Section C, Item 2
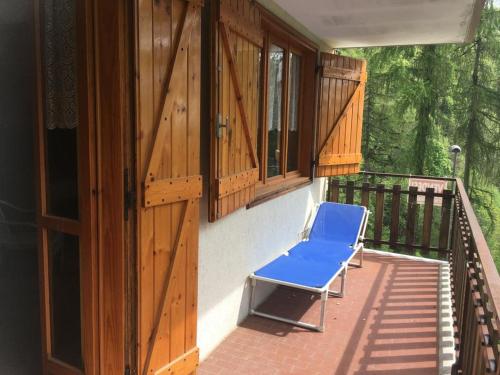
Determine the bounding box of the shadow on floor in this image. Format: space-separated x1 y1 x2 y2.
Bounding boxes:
200 253 440 375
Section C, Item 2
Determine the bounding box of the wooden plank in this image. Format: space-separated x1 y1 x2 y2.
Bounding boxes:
439 189 453 250
145 5 200 182
345 181 355 204
169 0 189 363
216 168 259 198
39 215 80 236
341 56 354 176
137 0 156 370
374 184 384 245
144 176 203 207
348 66 360 174
185 4 201 352
220 3 263 47
353 61 366 164
321 65 364 82
406 186 418 249
219 22 258 168
318 153 362 166
316 59 330 178
155 347 199 375
337 56 347 176
150 0 174 370
95 0 131 371
209 0 220 222
389 185 401 245
422 187 434 252
332 56 343 176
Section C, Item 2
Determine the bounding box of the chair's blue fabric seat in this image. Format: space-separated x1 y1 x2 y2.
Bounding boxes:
254 240 350 288
288 240 354 263
309 202 366 244
254 252 344 289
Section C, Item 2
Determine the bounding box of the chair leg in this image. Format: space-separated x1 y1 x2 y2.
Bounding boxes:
319 290 328 332
249 278 257 314
251 282 327 332
340 266 347 296
328 265 347 298
349 245 364 268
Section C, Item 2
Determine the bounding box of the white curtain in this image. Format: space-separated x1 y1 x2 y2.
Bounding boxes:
43 0 78 130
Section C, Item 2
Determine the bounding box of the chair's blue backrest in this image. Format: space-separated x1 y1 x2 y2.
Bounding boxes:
309 202 366 244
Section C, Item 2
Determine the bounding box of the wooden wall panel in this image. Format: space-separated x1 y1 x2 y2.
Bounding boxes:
315 53 366 177
209 0 262 221
135 1 201 374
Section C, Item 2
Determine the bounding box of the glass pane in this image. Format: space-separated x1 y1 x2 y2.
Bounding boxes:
42 0 79 219
287 53 301 172
0 0 42 372
267 44 284 178
49 231 82 369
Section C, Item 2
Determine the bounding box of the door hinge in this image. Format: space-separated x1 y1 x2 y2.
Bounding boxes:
125 365 136 375
215 113 230 138
124 168 136 221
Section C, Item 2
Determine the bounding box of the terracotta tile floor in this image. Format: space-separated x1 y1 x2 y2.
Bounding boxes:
200 252 441 375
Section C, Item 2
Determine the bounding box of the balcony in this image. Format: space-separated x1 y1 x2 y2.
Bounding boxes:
199 172 499 375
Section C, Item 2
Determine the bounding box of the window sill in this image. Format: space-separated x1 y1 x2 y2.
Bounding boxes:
247 176 312 208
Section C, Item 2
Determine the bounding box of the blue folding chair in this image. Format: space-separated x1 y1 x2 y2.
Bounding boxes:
249 202 369 331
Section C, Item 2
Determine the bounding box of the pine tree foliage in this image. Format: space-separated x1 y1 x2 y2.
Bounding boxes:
342 1 500 258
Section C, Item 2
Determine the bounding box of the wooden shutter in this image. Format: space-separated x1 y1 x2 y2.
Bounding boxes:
209 0 263 221
136 1 202 374
315 53 367 177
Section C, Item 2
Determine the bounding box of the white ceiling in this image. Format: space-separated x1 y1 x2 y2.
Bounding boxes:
269 0 484 48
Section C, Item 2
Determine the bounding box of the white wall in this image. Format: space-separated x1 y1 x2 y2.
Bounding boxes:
197 178 326 359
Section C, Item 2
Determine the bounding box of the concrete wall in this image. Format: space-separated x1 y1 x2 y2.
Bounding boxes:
197 178 327 359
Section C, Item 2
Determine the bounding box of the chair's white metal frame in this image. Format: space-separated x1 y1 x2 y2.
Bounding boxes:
249 206 370 332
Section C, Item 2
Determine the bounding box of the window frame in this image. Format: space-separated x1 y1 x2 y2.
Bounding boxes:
253 15 317 204
285 47 305 175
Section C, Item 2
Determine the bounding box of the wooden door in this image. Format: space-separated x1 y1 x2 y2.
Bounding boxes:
135 1 202 374
34 0 99 373
316 53 367 177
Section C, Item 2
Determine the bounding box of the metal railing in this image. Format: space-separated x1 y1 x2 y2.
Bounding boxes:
326 172 500 373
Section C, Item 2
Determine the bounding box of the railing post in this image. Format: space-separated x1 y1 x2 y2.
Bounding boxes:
329 179 340 202
389 185 401 248
439 189 453 252
374 184 385 246
422 187 434 255
361 182 370 208
406 186 418 252
345 181 355 204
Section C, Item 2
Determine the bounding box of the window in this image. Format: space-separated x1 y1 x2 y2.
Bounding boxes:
254 21 316 203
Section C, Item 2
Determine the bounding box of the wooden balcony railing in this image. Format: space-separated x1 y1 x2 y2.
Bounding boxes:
326 172 500 374
327 172 455 258
450 179 500 374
